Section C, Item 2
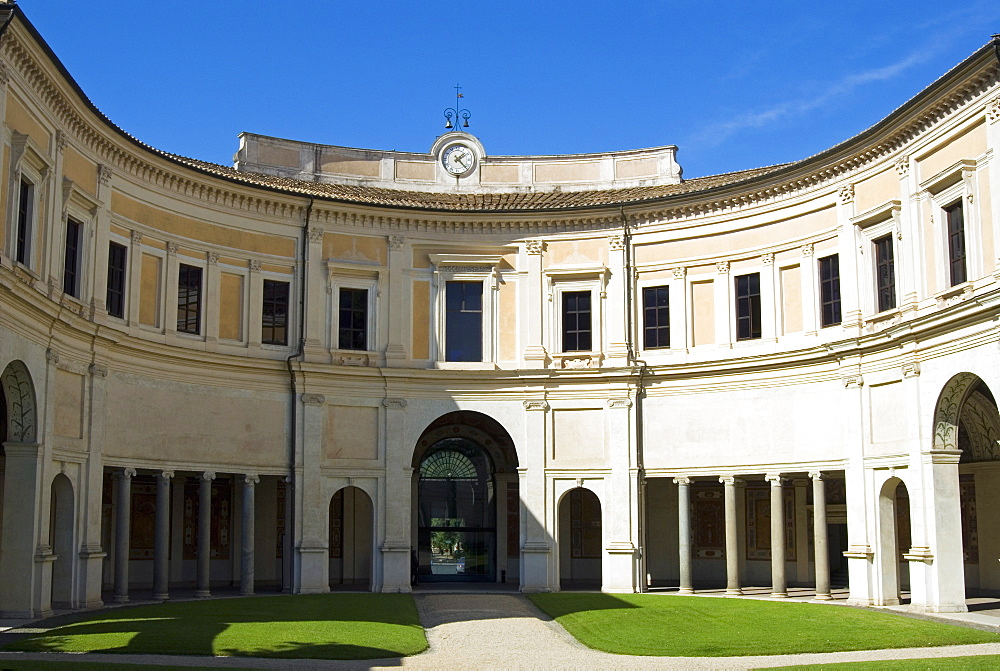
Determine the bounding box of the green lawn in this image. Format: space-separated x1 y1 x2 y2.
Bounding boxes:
767 656 1000 669
528 593 1000 657
0 661 252 670
3 594 427 660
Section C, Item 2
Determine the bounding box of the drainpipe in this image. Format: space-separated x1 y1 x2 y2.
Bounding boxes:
620 206 649 591
284 196 314 592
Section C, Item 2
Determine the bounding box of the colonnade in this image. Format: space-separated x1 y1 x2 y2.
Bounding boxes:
672 471 832 599
110 467 262 602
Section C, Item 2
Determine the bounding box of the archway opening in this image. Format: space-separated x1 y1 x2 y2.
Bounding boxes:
559 487 602 590
0 385 6 564
329 486 373 589
50 473 74 608
412 412 518 584
877 478 910 605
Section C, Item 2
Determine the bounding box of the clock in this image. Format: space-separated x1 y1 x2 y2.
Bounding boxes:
442 144 476 176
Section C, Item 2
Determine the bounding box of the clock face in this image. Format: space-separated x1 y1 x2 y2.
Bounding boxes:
442 144 476 176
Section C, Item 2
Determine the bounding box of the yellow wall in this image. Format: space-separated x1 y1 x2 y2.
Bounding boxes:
498 279 517 360
325 405 378 461
5 95 49 149
917 122 987 179
111 193 295 257
691 280 714 345
323 233 385 265
411 280 430 359
854 169 898 214
546 239 608 266
219 272 243 340
54 369 84 439
62 146 98 195
140 253 161 327
780 265 802 333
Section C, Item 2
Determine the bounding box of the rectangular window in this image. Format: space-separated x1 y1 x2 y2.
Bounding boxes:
818 254 841 327
445 281 482 361
874 235 896 312
63 218 82 297
337 287 368 351
562 290 592 351
642 285 670 349
106 242 127 319
177 263 202 334
735 273 761 340
262 280 290 345
946 201 967 286
15 178 33 266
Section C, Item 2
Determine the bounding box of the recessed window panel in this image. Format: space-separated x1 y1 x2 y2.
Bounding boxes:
562 291 592 352
445 281 482 362
642 285 669 349
735 273 761 340
819 254 841 327
177 263 202 334
338 287 368 351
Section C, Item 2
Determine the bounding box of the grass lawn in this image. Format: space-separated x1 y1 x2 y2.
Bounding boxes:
766 656 1000 669
3 593 427 660
0 661 253 670
528 593 1000 657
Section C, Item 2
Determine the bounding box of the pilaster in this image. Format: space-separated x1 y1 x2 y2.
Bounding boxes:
520 398 551 591
380 396 411 592
0 442 44 617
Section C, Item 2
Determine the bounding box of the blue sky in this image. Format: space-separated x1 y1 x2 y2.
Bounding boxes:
16 1 1000 179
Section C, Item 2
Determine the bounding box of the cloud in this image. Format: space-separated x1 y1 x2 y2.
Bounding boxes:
688 49 932 151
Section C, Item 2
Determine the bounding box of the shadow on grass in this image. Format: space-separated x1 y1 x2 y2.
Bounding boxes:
3 594 425 661
528 592 639 620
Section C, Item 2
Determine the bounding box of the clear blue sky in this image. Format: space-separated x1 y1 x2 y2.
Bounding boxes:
16 1 1000 179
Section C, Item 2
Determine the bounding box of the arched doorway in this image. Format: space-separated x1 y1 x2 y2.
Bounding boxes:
329 486 373 589
413 412 518 583
0 384 6 565
50 474 74 607
558 487 602 589
877 478 910 606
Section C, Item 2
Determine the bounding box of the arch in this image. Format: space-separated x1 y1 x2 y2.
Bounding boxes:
1 361 37 444
0 383 6 564
329 486 373 590
412 411 518 472
558 487 602 590
876 477 910 606
50 473 75 608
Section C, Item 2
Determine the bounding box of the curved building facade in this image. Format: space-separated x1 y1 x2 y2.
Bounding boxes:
1 4 999 617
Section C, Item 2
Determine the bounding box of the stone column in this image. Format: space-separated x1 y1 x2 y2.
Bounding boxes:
721 476 742 595
152 470 173 601
241 475 258 596
196 472 215 598
521 399 552 591
767 474 787 597
113 467 136 603
379 397 411 593
674 477 693 594
0 442 44 618
811 471 831 600
282 476 293 593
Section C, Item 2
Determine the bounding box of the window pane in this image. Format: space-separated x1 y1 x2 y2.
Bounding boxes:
735 273 761 340
643 286 669 349
946 202 966 286
874 236 896 312
819 255 841 327
106 242 127 319
338 287 368 351
445 282 482 361
177 264 202 334
562 290 592 352
16 179 32 266
63 219 81 297
263 280 290 345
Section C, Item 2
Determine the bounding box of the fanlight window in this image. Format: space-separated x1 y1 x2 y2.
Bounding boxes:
420 449 478 480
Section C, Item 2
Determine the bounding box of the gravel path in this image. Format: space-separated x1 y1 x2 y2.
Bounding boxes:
2 592 1000 669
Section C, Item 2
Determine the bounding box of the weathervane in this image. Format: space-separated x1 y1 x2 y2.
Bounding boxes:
443 84 471 129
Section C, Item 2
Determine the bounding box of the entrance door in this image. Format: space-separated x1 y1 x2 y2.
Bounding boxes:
417 438 495 581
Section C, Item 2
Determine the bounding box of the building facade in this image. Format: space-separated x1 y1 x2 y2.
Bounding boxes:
1 5 999 618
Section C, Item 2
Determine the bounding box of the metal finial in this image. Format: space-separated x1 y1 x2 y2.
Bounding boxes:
443 84 471 130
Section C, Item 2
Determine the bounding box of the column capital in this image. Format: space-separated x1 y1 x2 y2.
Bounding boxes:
719 475 743 486
673 476 692 485
159 470 174 480
244 474 260 485
201 471 216 481
119 467 137 478
808 470 825 481
765 473 784 485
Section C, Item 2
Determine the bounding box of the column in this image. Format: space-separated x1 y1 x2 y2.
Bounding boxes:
520 398 552 591
196 472 215 598
0 442 44 618
721 476 742 595
302 223 326 361
521 240 547 366
714 262 733 349
113 467 135 603
282 476 292 592
384 235 408 364
241 475 258 596
811 471 831 600
605 235 629 364
674 477 693 594
760 254 777 341
379 397 411 592
152 470 173 601
767 474 787 597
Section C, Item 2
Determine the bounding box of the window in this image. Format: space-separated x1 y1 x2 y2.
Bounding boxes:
818 254 841 327
562 290 592 351
177 263 202 334
945 201 966 286
106 242 127 319
262 280 290 345
62 218 82 297
735 273 761 340
873 235 896 312
445 281 482 362
338 287 367 350
15 178 33 266
643 285 670 349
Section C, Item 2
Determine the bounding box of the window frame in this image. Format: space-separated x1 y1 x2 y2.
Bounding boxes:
921 159 980 296
944 200 966 287
337 286 369 351
6 133 50 272
545 266 609 365
734 272 762 341
62 216 83 297
261 278 291 346
15 177 35 267
873 234 896 313
641 284 671 349
818 254 842 328
851 200 901 318
176 262 203 335
106 239 128 320
328 266 379 360
561 289 593 352
430 254 502 367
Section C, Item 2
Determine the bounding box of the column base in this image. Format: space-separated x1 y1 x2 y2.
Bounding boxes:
112 594 129 604
152 592 169 601
770 591 789 598
677 587 695 595
813 593 832 601
194 590 211 599
725 588 743 596
239 589 254 597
